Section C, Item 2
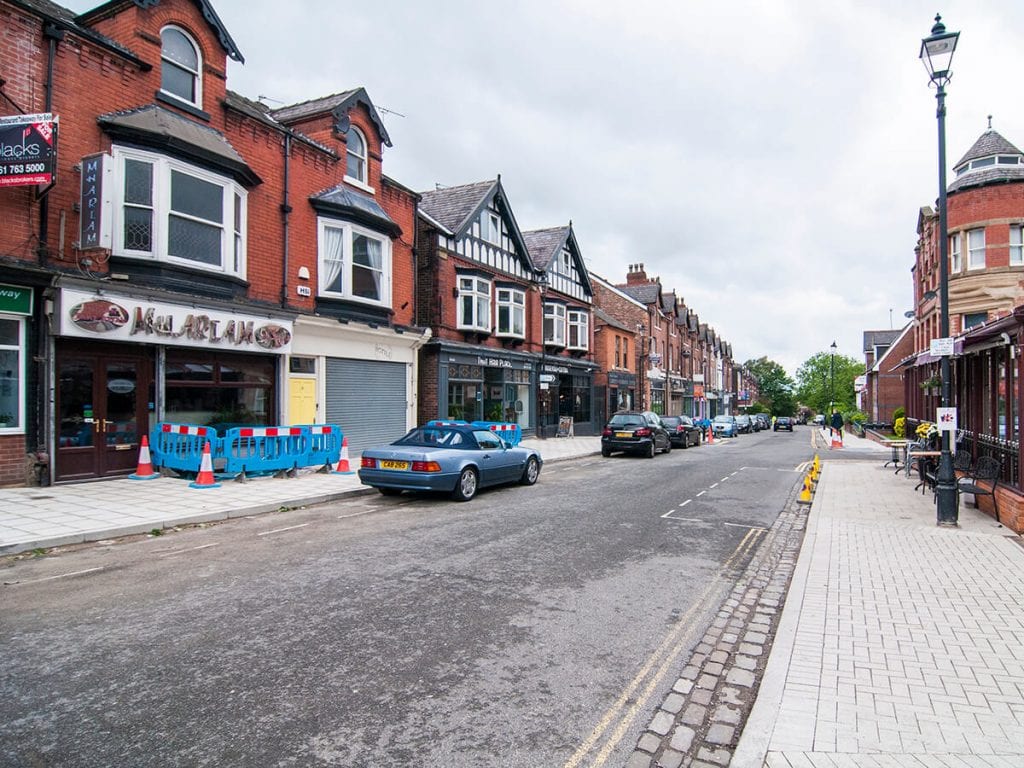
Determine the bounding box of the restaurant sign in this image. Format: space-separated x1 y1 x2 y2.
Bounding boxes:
0 113 57 187
59 288 293 354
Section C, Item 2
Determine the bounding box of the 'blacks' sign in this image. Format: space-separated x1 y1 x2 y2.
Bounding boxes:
0 113 57 188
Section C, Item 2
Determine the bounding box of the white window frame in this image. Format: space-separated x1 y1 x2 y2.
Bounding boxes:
567 309 589 351
0 315 25 434
317 218 393 308
495 287 525 338
344 125 372 191
544 302 566 346
1011 225 1023 266
950 233 962 273
481 211 501 245
160 25 202 108
457 275 492 331
112 146 247 278
967 228 986 270
560 248 571 275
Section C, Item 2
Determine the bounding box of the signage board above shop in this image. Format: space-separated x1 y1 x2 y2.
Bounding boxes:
58 288 293 355
0 113 57 188
0 283 33 315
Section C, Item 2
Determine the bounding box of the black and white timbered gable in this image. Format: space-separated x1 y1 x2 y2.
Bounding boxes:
521 224 593 305
418 178 535 280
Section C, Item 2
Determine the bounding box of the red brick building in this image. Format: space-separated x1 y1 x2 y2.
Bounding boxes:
0 0 426 485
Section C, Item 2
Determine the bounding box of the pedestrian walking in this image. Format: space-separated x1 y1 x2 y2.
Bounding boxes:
831 409 843 436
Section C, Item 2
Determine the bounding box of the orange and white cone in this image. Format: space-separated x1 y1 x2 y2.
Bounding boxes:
189 441 221 489
830 428 843 450
707 425 714 445
332 436 355 475
129 434 161 480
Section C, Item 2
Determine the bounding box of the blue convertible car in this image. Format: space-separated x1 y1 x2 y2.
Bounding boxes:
359 424 543 501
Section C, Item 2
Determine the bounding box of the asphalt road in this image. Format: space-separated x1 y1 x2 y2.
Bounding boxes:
1 427 814 767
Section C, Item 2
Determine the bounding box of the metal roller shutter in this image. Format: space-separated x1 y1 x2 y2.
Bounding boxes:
325 358 407 453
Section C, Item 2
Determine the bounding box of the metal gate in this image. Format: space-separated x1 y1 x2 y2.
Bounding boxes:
325 358 407 453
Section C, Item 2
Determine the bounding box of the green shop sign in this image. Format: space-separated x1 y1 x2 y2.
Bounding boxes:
0 284 33 315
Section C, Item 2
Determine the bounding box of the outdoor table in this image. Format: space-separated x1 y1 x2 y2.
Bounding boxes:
908 450 942 491
882 439 908 471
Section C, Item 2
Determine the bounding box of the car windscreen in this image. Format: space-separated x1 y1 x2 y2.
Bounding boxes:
394 427 467 447
713 416 732 423
661 417 681 427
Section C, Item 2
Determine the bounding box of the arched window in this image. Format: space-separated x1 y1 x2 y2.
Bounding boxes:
345 125 367 184
161 26 201 106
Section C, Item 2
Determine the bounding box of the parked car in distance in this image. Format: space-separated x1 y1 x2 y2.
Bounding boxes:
734 414 754 434
812 414 826 426
712 414 739 438
774 416 794 432
602 411 671 457
661 415 703 449
359 423 542 501
754 414 771 431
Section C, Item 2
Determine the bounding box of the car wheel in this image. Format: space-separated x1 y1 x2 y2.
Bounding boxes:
682 434 689 449
601 446 612 457
663 439 671 454
378 487 401 496
451 467 478 501
520 456 540 485
646 441 656 459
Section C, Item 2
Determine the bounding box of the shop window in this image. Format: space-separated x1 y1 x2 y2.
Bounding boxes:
164 350 274 430
495 287 525 338
345 125 368 186
457 275 491 332
114 146 247 277
0 317 24 431
568 309 588 351
160 26 202 106
318 218 391 306
543 302 566 346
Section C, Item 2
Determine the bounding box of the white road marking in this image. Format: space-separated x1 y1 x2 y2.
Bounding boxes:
256 523 310 536
696 490 707 497
10 567 106 585
721 476 730 482
709 483 718 489
157 543 220 557
337 509 377 520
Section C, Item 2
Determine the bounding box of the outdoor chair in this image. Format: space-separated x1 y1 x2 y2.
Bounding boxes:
957 456 1001 524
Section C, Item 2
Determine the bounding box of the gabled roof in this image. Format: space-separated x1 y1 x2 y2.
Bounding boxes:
271 88 392 147
418 177 534 271
873 324 913 373
863 329 901 353
78 0 243 62
522 223 594 296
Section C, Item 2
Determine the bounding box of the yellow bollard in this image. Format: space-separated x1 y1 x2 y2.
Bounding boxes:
797 473 813 504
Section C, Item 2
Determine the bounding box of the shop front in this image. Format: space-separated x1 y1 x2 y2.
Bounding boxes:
541 359 597 436
0 282 35 485
602 370 637 424
54 285 293 483
432 344 536 429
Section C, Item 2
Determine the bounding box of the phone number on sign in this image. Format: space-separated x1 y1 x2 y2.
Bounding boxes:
0 163 48 175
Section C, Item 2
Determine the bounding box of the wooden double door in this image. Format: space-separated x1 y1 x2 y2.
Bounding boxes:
55 343 154 482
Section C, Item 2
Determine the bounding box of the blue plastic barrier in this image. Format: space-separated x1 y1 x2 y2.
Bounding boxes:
470 421 523 446
221 426 310 477
150 423 220 474
298 424 343 468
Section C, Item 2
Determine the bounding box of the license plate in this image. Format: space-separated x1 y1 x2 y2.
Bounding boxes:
615 432 631 438
380 460 409 470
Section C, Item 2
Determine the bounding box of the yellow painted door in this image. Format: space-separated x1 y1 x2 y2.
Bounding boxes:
288 377 317 425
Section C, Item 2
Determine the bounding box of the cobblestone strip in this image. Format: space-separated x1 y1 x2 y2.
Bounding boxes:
627 482 810 768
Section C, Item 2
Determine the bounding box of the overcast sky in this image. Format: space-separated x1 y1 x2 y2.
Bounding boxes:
66 0 1024 374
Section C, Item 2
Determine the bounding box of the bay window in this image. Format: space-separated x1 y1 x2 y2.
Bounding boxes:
458 276 491 331
568 309 589 350
114 147 247 277
318 219 391 306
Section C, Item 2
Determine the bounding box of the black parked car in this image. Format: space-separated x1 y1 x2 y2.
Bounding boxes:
734 414 754 434
601 411 671 457
661 415 704 449
774 416 794 432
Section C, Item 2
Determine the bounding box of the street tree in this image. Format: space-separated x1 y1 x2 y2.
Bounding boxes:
795 351 863 415
743 357 796 416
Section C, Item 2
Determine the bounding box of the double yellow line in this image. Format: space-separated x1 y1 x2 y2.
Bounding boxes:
564 527 767 767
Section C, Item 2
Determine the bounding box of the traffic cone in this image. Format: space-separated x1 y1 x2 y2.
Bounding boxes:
332 436 355 475
129 435 161 480
830 428 843 450
797 474 813 504
189 441 221 489
707 425 714 444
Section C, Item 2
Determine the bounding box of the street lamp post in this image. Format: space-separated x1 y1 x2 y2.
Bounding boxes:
830 341 837 423
537 272 548 439
921 14 960 527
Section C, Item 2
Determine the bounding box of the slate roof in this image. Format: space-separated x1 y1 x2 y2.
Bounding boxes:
97 104 260 185
521 227 567 272
863 329 901 353
418 180 497 235
949 129 1024 193
619 283 662 306
594 307 632 332
271 88 392 147
310 184 400 237
224 91 337 156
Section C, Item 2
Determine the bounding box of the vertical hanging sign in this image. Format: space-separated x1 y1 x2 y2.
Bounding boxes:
79 153 112 249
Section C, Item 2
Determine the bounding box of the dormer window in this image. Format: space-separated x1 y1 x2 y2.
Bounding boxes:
481 211 501 245
345 126 367 185
956 154 1022 176
160 26 201 106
